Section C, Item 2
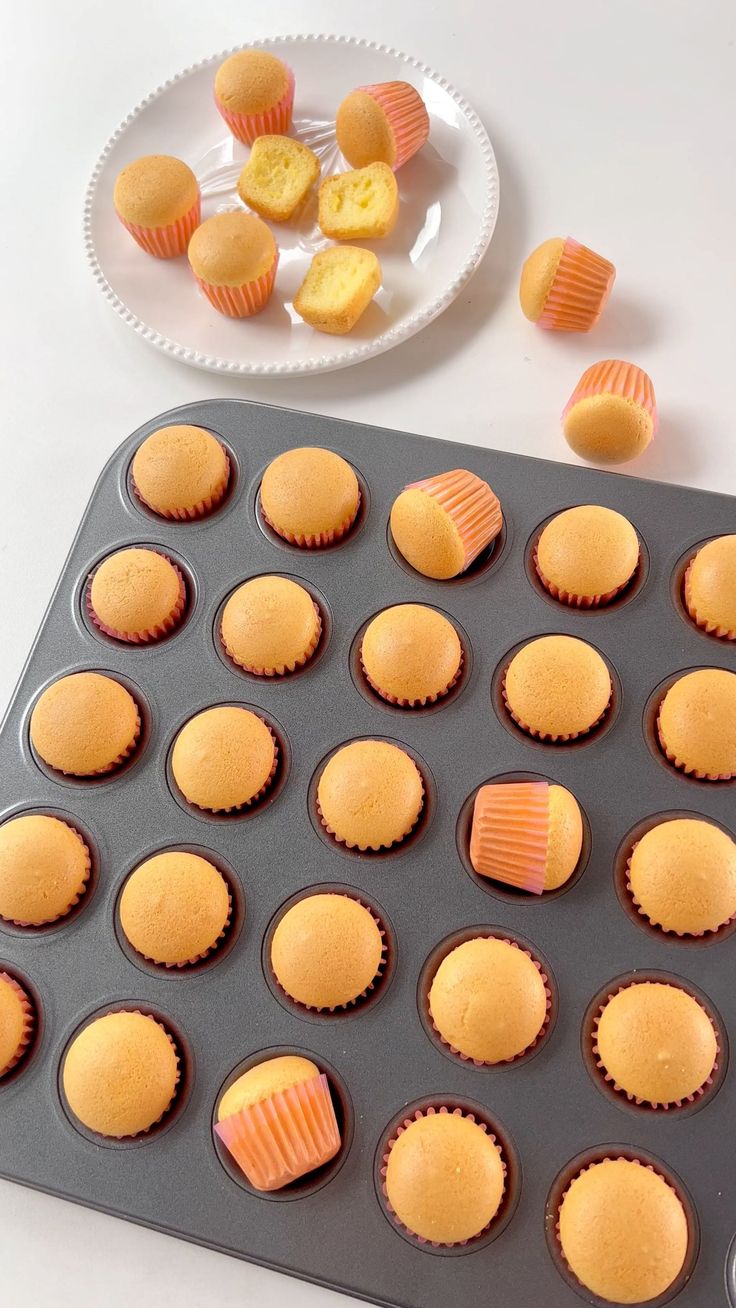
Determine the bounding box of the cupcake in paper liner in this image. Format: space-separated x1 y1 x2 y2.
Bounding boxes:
555 1156 689 1305
502 634 612 742
390 468 503 580
0 973 35 1077
534 505 640 608
316 739 424 852
119 851 232 969
215 1055 340 1191
469 781 583 895
188 212 278 319
221 577 322 677
260 447 361 549
30 672 141 777
656 668 736 780
87 547 186 644
428 935 550 1065
591 979 718 1109
360 603 463 707
381 1106 506 1246
626 817 736 937
114 155 201 258
563 359 657 465
336 80 430 171
214 50 295 145
0 813 91 927
520 236 615 332
63 1010 180 1138
171 706 278 813
270 892 386 1012
131 424 231 522
684 535 736 640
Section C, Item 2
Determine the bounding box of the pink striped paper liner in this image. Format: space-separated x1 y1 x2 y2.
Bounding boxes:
221 602 322 676
533 543 639 608
469 781 549 893
215 1072 340 1191
86 555 186 644
537 237 615 331
357 81 430 170
194 249 278 318
562 359 658 435
0 973 35 1075
131 447 230 521
404 469 503 572
261 489 360 548
215 66 295 145
2 820 92 927
429 937 551 1065
118 195 201 259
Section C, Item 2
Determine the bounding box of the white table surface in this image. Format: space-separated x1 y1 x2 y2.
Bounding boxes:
1 2 734 1305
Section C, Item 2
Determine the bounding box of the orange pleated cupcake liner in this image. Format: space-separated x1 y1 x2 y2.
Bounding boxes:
404 470 503 573
272 895 387 1012
656 711 733 781
380 1106 506 1247
316 774 423 852
0 973 35 1075
131 889 233 970
118 195 201 259
537 237 615 332
562 359 658 435
683 560 736 640
430 939 552 1065
215 1071 340 1191
222 602 322 676
214 65 295 145
469 781 549 893
186 728 278 813
261 490 361 549
591 981 719 1109
96 1008 181 1138
132 447 230 522
625 843 736 937
502 673 610 743
357 81 430 170
86 557 187 644
360 647 463 708
4 821 92 927
533 544 639 609
194 250 278 318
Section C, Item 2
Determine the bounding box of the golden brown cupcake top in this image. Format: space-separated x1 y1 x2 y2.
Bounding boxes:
171 705 275 812
221 576 320 675
114 155 198 228
214 50 290 115
595 981 717 1105
429 937 546 1063
519 238 565 321
63 1011 179 1138
260 446 360 544
131 424 229 519
188 212 276 287
0 814 90 926
685 535 736 638
218 1054 318 1120
336 91 397 168
536 505 639 602
119 852 230 967
317 739 423 851
658 668 736 778
628 817 736 935
0 974 32 1077
361 604 462 705
30 672 140 776
271 893 383 1009
504 635 611 739
89 548 183 642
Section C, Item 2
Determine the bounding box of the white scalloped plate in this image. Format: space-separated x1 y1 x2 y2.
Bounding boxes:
85 35 499 377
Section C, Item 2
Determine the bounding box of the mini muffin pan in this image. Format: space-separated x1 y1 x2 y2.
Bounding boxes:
0 398 734 1308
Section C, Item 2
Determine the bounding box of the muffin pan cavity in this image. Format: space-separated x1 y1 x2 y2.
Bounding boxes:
165 701 290 822
0 806 99 937
643 669 736 784
125 430 240 526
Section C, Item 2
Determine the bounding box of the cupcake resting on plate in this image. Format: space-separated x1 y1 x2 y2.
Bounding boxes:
336 81 429 171
114 155 200 258
237 136 319 223
188 212 278 318
294 246 381 335
214 50 295 145
318 163 399 240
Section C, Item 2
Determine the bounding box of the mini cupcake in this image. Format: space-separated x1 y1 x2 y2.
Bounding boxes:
171 706 277 812
113 155 200 258
63 1011 180 1138
220 576 321 676
214 50 294 145
390 469 503 580
627 817 736 936
382 1107 505 1246
502 635 611 742
684 535 736 639
593 980 718 1108
556 1157 689 1304
0 813 91 927
360 604 462 706
215 1054 340 1192
336 82 430 171
87 547 186 644
470 781 582 894
270 893 385 1010
563 359 657 465
131 424 230 521
534 505 640 607
30 672 141 776
428 936 549 1064
317 739 423 851
119 851 231 968
0 973 34 1077
188 212 278 317
260 447 360 547
519 237 615 331
657 668 736 779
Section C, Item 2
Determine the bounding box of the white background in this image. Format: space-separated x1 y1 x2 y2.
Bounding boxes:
1 3 734 1305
